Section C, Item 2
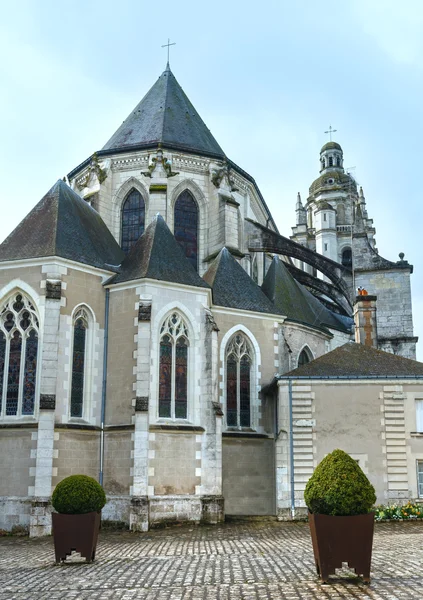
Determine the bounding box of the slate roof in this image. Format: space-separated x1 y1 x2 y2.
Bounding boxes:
262 257 320 327
203 248 280 314
284 342 423 378
262 257 352 334
102 65 225 159
0 180 125 270
111 214 209 288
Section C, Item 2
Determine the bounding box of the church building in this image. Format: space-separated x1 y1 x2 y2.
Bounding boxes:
0 64 421 535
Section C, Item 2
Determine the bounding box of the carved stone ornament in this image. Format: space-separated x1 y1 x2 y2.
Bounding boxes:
142 148 179 179
138 303 152 322
135 397 149 412
212 401 224 416
205 309 219 332
39 394 56 410
45 281 62 300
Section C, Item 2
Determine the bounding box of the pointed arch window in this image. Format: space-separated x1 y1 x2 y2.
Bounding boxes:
121 189 145 254
159 312 189 419
298 347 313 367
226 333 252 428
0 292 39 417
174 190 198 271
341 247 352 268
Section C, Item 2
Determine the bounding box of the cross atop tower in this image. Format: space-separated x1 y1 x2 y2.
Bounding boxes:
162 38 176 67
324 125 337 141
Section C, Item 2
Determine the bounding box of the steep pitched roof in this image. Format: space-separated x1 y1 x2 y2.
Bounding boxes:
111 214 209 288
102 66 225 159
203 248 280 314
262 257 352 334
262 257 320 327
0 180 125 270
285 342 423 378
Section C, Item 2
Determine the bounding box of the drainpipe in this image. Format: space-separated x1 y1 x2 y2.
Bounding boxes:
288 379 295 519
99 288 110 486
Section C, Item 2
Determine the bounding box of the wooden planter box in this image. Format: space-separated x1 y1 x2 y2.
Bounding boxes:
308 512 374 583
52 511 101 563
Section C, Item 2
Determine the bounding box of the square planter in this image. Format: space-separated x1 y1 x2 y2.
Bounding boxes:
52 511 101 563
308 512 374 583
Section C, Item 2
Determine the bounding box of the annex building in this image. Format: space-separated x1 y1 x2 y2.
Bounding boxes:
0 65 422 535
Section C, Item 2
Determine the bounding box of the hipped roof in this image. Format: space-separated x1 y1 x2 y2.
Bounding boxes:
0 180 125 270
111 214 209 288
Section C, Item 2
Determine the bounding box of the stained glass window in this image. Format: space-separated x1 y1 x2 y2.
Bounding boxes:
0 293 39 418
23 330 38 415
226 333 252 428
121 189 145 254
174 191 198 271
159 313 189 419
159 335 172 418
0 332 5 413
226 355 237 426
70 318 86 418
6 331 22 415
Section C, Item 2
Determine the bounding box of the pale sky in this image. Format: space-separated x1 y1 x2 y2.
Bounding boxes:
1 0 422 358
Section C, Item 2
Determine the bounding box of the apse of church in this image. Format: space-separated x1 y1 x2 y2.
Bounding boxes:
0 65 419 534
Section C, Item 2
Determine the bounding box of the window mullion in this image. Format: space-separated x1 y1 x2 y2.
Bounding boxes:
171 337 176 419
236 358 240 428
18 333 26 416
0 335 7 418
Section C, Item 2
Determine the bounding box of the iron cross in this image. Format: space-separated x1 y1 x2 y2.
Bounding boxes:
325 125 337 141
162 38 176 65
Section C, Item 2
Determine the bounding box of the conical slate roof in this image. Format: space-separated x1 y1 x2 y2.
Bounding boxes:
111 214 209 288
0 180 125 270
286 342 423 377
102 66 225 158
203 248 280 314
262 257 320 328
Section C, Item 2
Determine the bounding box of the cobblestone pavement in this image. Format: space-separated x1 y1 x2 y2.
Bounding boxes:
1 521 423 599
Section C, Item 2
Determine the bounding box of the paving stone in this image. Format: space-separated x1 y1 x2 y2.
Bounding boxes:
0 521 422 599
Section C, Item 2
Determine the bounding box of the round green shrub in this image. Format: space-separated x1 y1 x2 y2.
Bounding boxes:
304 449 376 516
52 475 106 515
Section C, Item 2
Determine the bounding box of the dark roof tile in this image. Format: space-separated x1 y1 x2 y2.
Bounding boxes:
112 214 209 288
102 66 225 158
0 180 125 270
203 248 281 314
285 342 423 377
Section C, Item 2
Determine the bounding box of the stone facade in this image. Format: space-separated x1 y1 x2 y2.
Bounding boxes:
0 68 418 534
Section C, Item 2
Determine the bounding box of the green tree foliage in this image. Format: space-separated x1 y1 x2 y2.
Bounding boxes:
304 449 376 516
52 475 106 514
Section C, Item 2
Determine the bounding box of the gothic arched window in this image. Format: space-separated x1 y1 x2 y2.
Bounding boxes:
70 308 90 418
298 347 313 367
226 333 252 428
0 292 39 417
174 191 198 271
341 247 352 268
121 189 145 254
159 312 189 419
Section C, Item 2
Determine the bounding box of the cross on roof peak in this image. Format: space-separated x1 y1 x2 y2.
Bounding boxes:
162 38 176 67
324 125 337 141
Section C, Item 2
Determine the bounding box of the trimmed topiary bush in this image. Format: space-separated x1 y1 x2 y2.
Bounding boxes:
52 475 106 515
304 449 376 516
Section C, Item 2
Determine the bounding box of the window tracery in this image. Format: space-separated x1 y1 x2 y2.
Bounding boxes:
226 333 252 427
174 190 198 271
70 309 89 418
121 189 145 254
0 293 39 417
159 312 189 419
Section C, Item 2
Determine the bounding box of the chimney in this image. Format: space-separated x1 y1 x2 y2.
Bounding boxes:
353 293 378 348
